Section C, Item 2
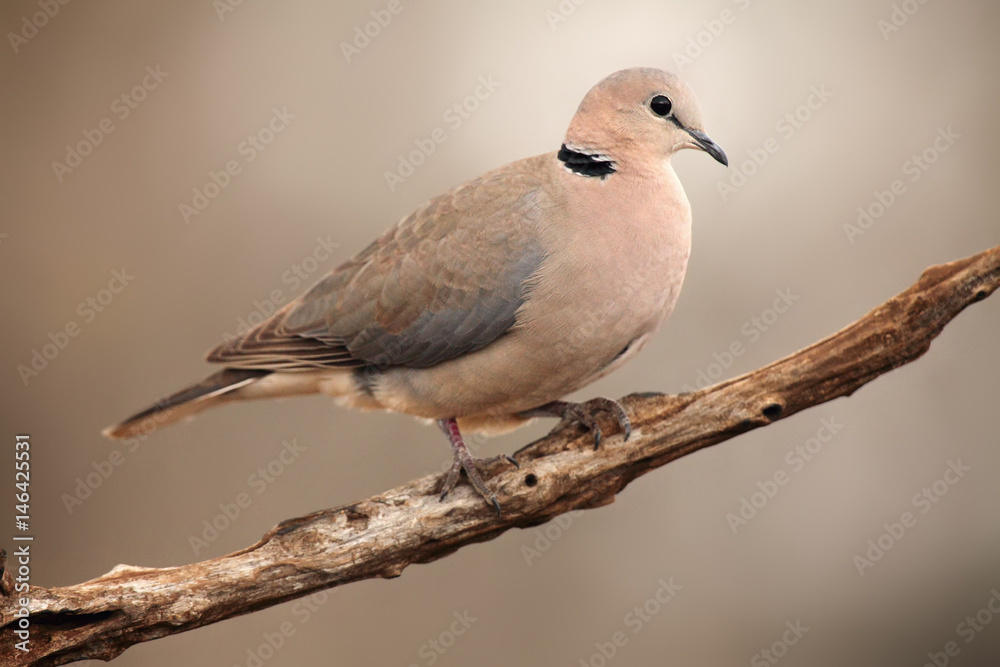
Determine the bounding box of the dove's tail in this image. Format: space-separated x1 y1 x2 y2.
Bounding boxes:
102 368 271 440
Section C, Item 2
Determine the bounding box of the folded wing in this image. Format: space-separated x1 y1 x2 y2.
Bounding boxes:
207 165 550 372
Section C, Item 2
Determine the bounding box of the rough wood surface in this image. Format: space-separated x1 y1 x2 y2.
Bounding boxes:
2 245 998 666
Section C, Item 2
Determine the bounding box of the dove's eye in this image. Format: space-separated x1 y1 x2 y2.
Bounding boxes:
649 95 673 117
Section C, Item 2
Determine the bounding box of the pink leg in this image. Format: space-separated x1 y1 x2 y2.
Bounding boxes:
437 418 518 517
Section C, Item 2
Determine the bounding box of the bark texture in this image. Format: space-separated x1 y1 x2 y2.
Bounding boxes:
2 245 998 665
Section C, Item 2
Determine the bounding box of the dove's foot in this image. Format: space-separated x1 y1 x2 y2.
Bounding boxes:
437 418 518 517
519 397 631 449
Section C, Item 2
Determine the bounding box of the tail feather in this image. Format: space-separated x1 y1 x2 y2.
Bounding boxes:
103 369 270 440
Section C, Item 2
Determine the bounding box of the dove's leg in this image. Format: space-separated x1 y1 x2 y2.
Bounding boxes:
518 397 631 448
437 418 518 517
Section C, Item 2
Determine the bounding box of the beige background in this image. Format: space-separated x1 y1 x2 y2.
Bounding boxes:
2 0 999 665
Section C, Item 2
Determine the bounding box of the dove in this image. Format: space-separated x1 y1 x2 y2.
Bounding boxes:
104 67 728 515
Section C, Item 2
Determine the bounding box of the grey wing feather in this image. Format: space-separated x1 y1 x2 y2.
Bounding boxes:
207 160 551 371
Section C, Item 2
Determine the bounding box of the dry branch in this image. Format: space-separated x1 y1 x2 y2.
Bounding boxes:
2 245 998 665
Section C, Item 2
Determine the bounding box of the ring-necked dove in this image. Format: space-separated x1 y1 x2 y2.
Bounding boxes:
104 67 728 515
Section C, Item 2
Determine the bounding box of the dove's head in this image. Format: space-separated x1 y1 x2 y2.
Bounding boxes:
562 68 728 173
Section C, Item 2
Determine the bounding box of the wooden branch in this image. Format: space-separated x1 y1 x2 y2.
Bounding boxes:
3 245 998 666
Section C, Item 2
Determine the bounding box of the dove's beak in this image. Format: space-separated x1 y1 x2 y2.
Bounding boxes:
684 128 728 167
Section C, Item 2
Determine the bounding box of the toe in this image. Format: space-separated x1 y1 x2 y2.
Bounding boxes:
594 397 631 441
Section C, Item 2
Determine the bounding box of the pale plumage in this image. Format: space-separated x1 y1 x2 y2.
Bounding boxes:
104 67 727 513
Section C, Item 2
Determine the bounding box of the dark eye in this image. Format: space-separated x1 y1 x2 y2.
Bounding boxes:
650 95 673 117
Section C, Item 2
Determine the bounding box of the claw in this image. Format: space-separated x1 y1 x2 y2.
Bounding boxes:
518 397 631 448
590 397 631 443
436 418 517 515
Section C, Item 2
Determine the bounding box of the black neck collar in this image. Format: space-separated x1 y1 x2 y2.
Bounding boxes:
557 144 616 178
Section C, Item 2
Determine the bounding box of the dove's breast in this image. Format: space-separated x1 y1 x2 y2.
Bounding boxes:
516 160 693 391
370 159 693 427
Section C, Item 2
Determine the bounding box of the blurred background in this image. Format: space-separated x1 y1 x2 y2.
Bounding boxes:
2 0 998 665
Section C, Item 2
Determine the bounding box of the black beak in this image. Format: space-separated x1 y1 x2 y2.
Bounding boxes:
684 127 728 167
